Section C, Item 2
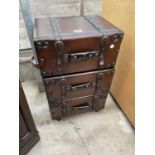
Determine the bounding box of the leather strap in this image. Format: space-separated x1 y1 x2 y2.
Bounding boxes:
49 17 62 41
84 16 106 33
49 17 64 73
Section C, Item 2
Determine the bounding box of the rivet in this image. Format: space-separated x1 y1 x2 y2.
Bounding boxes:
74 55 77 59
114 35 117 39
99 60 104 66
64 55 68 63
96 52 99 56
64 55 68 59
89 54 93 58
45 41 48 45
110 44 115 49
98 72 103 78
61 79 66 85
72 87 76 91
39 58 45 62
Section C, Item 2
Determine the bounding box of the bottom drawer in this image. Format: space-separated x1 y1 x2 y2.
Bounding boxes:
62 96 93 116
49 91 108 120
49 96 93 120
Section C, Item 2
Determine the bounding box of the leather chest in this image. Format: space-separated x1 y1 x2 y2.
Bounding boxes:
33 15 123 120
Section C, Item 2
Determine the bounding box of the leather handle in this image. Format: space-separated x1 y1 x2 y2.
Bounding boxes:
62 102 92 115
73 103 90 110
63 51 99 63
61 80 96 97
67 81 96 92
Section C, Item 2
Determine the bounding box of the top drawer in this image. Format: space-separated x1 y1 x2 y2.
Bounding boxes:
34 34 123 77
34 16 123 77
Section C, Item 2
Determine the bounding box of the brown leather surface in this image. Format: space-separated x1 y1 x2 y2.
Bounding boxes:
57 16 100 39
44 69 114 103
34 16 123 77
34 18 54 40
44 70 97 102
62 96 93 116
33 15 124 120
35 38 101 77
90 16 123 35
34 16 123 41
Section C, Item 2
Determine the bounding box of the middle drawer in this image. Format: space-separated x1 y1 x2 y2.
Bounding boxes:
43 69 114 103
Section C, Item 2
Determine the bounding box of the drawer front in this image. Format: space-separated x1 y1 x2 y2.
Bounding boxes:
62 96 93 116
34 34 123 77
49 91 109 120
44 71 98 102
44 69 114 103
35 38 100 77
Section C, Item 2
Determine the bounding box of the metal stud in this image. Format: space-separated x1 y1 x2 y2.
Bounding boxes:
86 84 89 88
110 44 115 49
48 70 53 75
45 41 48 45
39 58 45 62
95 52 99 56
99 60 104 66
64 55 68 63
98 72 103 79
45 80 49 84
36 41 48 48
73 55 77 59
113 35 117 39
72 87 76 91
89 53 93 58
42 71 46 75
61 79 66 85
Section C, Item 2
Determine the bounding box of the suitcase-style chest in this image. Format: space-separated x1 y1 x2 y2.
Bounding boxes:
33 15 123 120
